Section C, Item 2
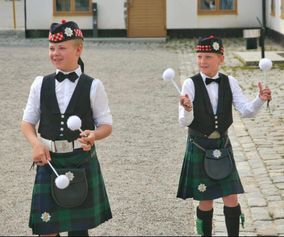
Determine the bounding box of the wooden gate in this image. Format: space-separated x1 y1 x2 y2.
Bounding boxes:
127 0 166 38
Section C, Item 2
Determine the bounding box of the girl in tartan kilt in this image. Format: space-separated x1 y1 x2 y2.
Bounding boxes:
21 20 112 236
177 35 272 236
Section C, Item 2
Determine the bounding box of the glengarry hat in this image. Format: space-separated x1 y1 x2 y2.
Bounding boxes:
49 19 83 43
195 35 224 55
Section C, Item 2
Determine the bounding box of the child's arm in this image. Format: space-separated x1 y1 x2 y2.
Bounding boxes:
179 78 194 127
78 124 112 151
21 121 51 165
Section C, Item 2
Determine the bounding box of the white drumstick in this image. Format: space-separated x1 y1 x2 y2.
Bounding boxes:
67 115 87 136
162 68 181 94
47 161 70 189
259 58 272 110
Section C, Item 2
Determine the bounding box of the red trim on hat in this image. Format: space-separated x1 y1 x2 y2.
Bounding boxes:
74 29 83 38
49 32 64 42
61 19 67 24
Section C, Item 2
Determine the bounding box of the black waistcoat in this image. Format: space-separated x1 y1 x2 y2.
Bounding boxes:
189 73 233 136
38 73 95 142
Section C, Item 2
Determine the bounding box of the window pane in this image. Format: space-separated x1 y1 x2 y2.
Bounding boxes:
56 0 71 11
75 0 89 11
200 0 216 10
219 0 234 10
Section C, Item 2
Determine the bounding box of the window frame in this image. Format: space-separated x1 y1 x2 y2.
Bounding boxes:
198 0 238 15
53 0 92 16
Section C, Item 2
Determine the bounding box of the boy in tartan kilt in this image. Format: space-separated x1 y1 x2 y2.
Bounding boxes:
21 19 112 236
177 35 272 236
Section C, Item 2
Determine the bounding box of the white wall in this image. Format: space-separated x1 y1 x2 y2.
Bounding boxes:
26 0 125 30
94 0 125 29
26 0 93 30
167 0 262 29
4 0 265 31
266 0 284 35
0 0 25 30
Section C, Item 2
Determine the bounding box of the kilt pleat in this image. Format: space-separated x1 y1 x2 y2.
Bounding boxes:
177 136 244 200
29 147 112 235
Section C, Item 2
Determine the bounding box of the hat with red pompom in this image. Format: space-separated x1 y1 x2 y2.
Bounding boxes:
195 35 224 55
48 19 84 43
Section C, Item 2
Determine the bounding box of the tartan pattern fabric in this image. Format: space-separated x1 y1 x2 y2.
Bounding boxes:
49 32 64 42
74 29 83 38
29 147 112 235
177 136 244 200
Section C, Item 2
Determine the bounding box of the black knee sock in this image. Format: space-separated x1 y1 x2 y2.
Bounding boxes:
196 207 213 236
68 229 89 236
224 204 241 237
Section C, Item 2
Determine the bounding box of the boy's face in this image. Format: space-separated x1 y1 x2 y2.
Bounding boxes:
49 40 82 72
196 52 224 78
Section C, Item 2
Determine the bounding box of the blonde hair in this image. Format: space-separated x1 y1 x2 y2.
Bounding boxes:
73 39 84 48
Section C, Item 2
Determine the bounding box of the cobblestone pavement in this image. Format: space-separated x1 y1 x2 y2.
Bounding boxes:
0 35 283 236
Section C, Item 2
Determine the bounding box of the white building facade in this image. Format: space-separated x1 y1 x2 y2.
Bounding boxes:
0 0 283 40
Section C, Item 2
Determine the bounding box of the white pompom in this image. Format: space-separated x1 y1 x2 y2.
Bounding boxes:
259 58 273 71
67 115 82 131
162 68 175 81
55 175 70 189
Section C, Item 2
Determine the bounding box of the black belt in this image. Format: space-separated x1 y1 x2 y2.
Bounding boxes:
188 128 228 139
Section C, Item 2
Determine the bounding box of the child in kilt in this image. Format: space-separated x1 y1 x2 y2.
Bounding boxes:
177 35 272 236
21 20 112 236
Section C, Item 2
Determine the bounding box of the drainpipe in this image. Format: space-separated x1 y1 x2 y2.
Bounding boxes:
260 0 266 58
24 0 27 38
12 0 16 29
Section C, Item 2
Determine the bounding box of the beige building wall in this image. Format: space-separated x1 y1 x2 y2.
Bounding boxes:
0 0 25 30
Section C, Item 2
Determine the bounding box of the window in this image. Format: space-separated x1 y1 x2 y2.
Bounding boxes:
198 0 237 15
53 0 92 16
271 0 275 16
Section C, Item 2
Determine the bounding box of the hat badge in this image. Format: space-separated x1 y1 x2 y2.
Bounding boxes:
64 27 73 37
212 41 220 51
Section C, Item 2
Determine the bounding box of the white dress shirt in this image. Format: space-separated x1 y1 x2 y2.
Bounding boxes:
23 66 112 127
179 72 265 127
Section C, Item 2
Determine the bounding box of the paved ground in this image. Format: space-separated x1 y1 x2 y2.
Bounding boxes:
0 35 283 236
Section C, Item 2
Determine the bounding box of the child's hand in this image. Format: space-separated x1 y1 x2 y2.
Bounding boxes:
78 130 95 151
32 141 51 166
180 94 193 112
258 82 272 101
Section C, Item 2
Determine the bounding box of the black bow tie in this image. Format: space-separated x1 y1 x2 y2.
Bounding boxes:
56 72 78 83
205 77 221 85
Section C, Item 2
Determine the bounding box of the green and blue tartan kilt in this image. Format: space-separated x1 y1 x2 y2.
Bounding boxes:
177 136 244 200
29 147 112 235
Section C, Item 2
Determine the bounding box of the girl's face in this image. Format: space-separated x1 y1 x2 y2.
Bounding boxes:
196 52 224 78
49 40 82 72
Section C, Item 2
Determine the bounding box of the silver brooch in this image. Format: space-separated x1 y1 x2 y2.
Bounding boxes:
212 41 220 51
64 27 73 37
213 149 222 158
41 212 51 222
198 183 207 192
65 171 74 181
